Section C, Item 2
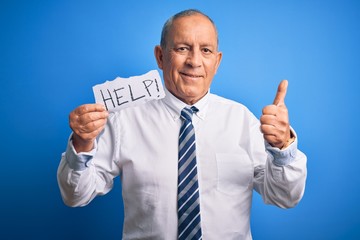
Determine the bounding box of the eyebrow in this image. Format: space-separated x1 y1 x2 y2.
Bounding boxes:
172 41 217 48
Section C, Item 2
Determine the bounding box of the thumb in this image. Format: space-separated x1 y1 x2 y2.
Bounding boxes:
273 80 288 106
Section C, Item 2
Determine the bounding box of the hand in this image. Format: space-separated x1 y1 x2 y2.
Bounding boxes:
69 104 109 152
260 80 291 149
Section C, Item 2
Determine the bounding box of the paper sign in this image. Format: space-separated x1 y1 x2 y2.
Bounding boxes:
93 70 165 111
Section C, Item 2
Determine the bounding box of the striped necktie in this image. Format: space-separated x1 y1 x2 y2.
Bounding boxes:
178 106 202 240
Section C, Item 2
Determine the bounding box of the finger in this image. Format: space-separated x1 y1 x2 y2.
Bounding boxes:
69 111 108 135
74 104 107 115
261 125 283 144
273 80 288 106
260 124 276 135
262 105 278 116
260 115 277 126
77 118 108 135
263 134 283 148
70 110 108 128
74 127 105 142
79 111 109 125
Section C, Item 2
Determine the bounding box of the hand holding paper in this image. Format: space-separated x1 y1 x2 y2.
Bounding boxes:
69 70 166 153
260 80 291 149
69 104 109 153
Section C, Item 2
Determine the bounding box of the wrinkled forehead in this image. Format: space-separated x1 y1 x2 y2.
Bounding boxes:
168 14 219 46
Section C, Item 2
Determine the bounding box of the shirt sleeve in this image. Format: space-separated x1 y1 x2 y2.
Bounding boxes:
57 113 120 207
264 128 298 166
252 123 307 209
65 134 97 171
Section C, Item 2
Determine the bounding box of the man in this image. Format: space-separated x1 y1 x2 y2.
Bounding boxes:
57 9 307 240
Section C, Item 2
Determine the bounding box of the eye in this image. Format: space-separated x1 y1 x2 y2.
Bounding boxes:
202 48 213 54
176 46 190 52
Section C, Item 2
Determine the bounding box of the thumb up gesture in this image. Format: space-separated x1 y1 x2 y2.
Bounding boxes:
260 80 292 149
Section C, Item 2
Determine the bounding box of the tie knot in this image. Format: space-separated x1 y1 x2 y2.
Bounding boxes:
181 106 198 122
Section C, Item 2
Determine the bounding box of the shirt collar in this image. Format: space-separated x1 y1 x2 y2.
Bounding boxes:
162 87 209 121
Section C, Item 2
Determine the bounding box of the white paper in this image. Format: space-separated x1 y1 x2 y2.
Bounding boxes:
92 70 165 111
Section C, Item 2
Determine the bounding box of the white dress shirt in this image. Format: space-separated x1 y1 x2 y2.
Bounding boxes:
57 88 307 240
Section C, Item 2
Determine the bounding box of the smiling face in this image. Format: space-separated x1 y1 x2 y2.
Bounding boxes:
155 13 222 105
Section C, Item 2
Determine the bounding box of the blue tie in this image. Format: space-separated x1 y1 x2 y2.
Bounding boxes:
178 106 202 240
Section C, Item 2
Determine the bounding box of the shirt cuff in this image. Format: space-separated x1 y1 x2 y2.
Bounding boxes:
64 134 97 171
265 131 298 166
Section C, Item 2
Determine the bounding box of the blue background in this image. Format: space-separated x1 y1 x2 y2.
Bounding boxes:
1 0 359 239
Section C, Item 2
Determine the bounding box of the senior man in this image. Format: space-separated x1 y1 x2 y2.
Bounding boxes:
58 9 307 240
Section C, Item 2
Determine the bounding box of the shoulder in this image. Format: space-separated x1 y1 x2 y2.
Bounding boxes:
208 93 250 112
207 93 260 127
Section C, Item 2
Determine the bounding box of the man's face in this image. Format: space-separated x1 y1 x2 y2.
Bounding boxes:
155 14 222 105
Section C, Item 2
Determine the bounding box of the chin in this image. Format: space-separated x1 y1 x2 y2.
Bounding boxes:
182 92 205 104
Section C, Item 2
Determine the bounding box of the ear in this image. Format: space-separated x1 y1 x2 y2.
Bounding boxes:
154 45 164 70
214 51 223 74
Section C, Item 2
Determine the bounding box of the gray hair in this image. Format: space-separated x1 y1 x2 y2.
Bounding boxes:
160 9 219 49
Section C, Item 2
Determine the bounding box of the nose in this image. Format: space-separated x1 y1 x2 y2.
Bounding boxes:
186 49 202 68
